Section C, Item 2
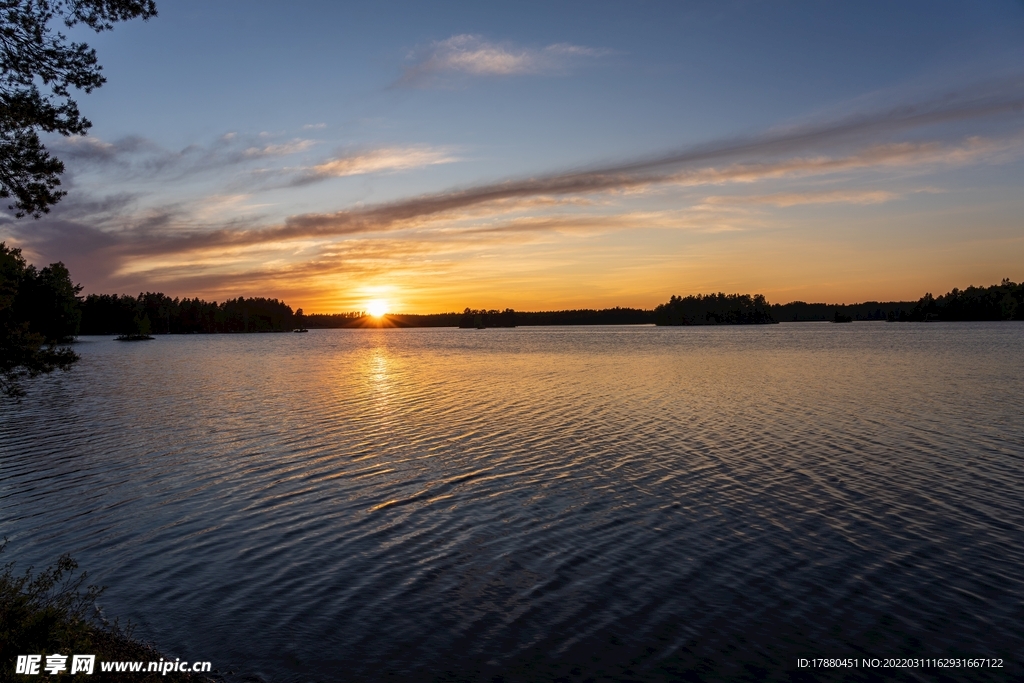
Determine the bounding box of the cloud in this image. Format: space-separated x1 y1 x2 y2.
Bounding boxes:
244 131 1024 249
55 135 159 164
243 139 317 158
10 77 1024 300
48 132 459 192
290 147 459 186
192 194 275 221
702 190 901 208
46 132 319 180
397 34 606 86
26 86 1024 264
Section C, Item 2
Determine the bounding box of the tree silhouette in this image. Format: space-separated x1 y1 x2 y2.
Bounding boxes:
654 293 776 325
0 242 79 397
1 0 157 218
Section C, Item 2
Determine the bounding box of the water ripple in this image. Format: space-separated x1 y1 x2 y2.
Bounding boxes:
2 324 1022 682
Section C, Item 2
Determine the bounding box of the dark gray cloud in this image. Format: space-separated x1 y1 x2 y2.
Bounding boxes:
48 132 457 193
46 132 318 181
52 135 158 165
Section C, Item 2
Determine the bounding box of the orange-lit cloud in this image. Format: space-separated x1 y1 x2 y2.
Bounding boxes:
7 78 1024 309
293 147 458 185
94 132 1017 258
701 189 902 207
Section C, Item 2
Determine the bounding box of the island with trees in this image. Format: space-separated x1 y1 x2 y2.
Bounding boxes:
653 293 776 325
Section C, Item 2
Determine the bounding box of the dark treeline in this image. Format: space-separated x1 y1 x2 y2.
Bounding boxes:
908 279 1023 321
304 311 376 327
654 293 776 325
514 307 653 326
300 312 459 328
253 281 1024 330
770 279 1024 322
80 293 296 335
3 259 1022 397
305 312 467 328
302 312 463 328
771 300 916 322
47 278 1024 336
303 307 653 328
458 308 516 328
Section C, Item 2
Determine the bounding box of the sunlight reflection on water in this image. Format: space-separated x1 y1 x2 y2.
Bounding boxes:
2 323 1023 682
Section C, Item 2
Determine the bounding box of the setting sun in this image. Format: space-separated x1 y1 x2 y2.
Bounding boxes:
367 300 388 317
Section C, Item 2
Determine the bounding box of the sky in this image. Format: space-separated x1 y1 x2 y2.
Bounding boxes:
3 0 1024 313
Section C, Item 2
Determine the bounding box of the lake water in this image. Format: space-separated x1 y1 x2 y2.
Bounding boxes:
2 324 1022 682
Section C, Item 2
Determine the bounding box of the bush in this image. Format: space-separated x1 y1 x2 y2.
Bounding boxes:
0 543 208 681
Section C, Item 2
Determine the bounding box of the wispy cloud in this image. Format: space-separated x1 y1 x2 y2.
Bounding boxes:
48 133 459 193
8 77 1024 303
291 146 459 186
56 135 160 164
631 135 1019 201
49 132 320 180
246 129 1024 248
243 139 316 158
702 189 902 208
28 133 1015 271
396 34 607 87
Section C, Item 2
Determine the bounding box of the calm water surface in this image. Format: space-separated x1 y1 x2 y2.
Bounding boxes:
2 324 1023 682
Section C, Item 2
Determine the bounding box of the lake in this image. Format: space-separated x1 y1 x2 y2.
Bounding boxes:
2 323 1022 682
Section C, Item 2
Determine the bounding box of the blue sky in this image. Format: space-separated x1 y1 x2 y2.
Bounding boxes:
4 0 1024 312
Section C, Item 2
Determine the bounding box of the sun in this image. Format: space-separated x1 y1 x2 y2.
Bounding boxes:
367 300 388 318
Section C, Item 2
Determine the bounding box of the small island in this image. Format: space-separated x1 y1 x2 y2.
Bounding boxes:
654 293 776 325
832 311 854 323
116 314 155 340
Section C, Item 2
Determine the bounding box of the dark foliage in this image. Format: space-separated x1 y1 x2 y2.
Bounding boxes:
767 280 1023 323
1 0 157 217
303 308 655 328
0 543 103 671
0 542 208 681
908 278 1023 321
304 311 370 328
61 277 1024 346
19 258 80 339
80 292 296 334
833 310 853 323
771 300 915 322
514 307 653 326
654 293 776 325
458 307 516 328
0 241 78 396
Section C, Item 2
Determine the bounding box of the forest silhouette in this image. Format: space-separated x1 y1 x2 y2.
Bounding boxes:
1 244 79 396
66 279 1024 334
3 246 1022 396
80 293 297 335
